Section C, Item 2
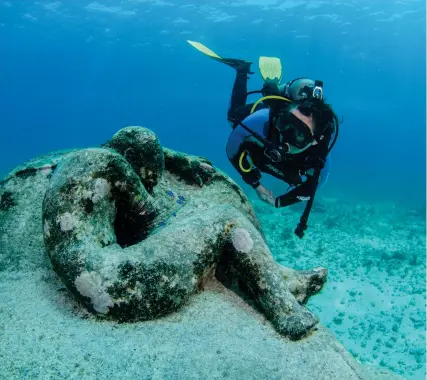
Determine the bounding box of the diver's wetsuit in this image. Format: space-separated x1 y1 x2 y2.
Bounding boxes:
225 70 331 208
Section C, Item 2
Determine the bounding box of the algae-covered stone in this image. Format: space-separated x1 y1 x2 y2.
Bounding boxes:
0 126 405 379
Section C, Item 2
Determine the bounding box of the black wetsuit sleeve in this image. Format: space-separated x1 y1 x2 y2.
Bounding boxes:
275 153 326 208
275 179 314 208
227 139 262 189
227 71 250 124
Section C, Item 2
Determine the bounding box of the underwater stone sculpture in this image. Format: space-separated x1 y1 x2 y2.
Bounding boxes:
1 126 327 340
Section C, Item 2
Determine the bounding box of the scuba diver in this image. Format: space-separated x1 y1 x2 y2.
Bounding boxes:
187 41 340 238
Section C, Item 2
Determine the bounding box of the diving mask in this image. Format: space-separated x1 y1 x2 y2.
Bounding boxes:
276 111 315 152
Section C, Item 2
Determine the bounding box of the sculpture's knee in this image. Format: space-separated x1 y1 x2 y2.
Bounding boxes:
103 127 164 192
43 148 157 251
41 148 161 315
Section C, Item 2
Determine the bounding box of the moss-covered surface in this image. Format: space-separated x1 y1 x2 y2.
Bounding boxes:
0 126 409 379
0 191 16 211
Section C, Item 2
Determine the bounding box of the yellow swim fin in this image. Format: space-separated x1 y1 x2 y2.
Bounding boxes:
187 40 223 61
187 40 253 73
259 56 282 84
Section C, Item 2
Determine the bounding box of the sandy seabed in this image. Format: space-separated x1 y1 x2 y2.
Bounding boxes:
254 195 426 380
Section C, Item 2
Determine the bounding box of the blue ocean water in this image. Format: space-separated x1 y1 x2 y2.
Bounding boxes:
0 1 425 379
1 0 426 206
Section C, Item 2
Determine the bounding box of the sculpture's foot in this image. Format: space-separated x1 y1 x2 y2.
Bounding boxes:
278 265 328 304
273 304 319 340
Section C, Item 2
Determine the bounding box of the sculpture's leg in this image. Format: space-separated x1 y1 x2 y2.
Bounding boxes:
212 212 319 340
139 206 321 340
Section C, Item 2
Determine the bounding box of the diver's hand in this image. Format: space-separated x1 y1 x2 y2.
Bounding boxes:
255 184 275 206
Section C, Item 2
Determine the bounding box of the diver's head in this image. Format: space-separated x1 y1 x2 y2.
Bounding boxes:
282 78 323 101
275 97 338 154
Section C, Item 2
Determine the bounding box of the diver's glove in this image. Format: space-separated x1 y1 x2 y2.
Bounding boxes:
260 82 290 112
261 81 281 96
